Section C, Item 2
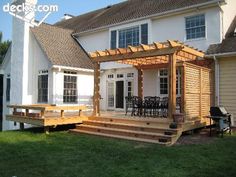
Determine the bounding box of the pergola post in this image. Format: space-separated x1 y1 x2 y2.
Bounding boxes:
138 69 143 98
168 53 177 119
180 65 186 114
93 62 100 116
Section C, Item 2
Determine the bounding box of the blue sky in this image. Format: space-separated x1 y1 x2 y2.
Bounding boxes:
0 0 124 41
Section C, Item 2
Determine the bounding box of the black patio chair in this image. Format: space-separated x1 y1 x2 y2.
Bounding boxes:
131 96 143 116
153 96 161 117
125 96 133 115
143 96 153 117
160 97 168 118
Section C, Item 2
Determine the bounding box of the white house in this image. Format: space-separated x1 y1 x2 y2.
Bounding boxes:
55 0 236 112
1 0 236 130
0 0 94 131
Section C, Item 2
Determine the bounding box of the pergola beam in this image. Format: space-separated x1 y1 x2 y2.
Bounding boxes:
92 47 180 62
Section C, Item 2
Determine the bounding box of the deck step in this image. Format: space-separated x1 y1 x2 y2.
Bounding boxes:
76 124 174 142
70 129 171 145
89 116 173 128
81 120 179 135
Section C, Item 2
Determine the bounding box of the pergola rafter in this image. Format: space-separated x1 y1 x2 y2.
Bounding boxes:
90 40 205 118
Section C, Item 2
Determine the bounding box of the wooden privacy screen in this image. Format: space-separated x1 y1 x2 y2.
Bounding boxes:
184 63 214 121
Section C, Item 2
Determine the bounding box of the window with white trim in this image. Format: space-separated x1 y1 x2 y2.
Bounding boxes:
127 81 134 97
117 74 124 79
159 69 168 95
127 73 134 78
63 71 77 103
110 23 148 49
185 14 205 40
159 69 181 95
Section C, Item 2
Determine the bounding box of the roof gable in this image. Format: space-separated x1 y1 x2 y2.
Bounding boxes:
31 23 94 69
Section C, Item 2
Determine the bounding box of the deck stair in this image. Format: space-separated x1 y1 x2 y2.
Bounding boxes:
70 116 183 146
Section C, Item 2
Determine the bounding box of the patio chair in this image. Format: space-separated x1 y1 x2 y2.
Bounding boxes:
131 96 143 116
125 96 133 115
160 97 168 118
143 96 153 117
153 96 161 117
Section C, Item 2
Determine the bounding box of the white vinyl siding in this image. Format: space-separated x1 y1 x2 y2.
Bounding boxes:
219 57 236 124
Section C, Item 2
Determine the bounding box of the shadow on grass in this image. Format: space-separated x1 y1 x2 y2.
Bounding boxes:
0 130 236 177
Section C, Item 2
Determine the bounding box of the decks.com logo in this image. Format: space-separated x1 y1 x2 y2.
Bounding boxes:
2 1 58 27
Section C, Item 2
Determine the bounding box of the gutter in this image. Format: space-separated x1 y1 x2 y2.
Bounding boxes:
52 65 94 73
205 51 236 58
73 0 225 37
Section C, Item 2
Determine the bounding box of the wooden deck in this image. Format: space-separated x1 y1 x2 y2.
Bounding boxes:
71 111 210 146
6 104 88 133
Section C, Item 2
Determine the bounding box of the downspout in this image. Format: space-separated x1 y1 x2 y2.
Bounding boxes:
213 56 220 106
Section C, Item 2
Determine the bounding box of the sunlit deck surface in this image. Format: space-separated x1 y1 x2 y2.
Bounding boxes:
6 105 89 132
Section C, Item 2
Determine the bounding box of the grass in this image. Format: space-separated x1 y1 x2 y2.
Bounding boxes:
0 129 236 177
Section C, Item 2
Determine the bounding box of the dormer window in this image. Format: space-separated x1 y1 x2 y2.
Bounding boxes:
110 23 148 49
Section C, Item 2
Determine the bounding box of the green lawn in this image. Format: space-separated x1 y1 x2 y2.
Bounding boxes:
0 129 235 177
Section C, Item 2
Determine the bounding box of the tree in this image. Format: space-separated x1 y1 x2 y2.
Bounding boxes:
0 32 11 65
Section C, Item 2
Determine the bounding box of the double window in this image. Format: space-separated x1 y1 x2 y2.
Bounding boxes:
38 73 48 103
63 71 77 103
110 23 148 49
185 14 205 40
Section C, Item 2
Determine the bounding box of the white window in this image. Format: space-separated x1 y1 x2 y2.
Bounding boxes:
127 73 134 78
117 74 124 79
159 69 168 95
110 23 148 49
159 69 181 95
185 14 205 40
119 26 139 48
107 74 114 79
107 82 115 108
127 81 133 97
63 71 77 103
38 73 48 103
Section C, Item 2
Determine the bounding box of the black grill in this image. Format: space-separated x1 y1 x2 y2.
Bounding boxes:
209 107 232 137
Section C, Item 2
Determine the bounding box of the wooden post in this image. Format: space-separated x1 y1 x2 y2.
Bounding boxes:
41 110 45 119
93 62 100 116
168 53 177 120
180 65 186 115
199 68 202 119
61 110 64 117
20 123 24 130
44 126 50 134
138 69 143 98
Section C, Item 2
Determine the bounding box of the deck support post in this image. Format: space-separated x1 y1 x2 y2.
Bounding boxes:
138 69 143 98
168 53 177 120
93 62 101 116
44 126 50 134
20 123 24 130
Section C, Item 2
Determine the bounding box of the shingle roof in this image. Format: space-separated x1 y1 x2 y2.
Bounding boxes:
206 36 236 55
31 23 94 69
55 0 221 34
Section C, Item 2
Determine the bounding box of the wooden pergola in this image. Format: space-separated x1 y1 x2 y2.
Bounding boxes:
90 40 208 120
